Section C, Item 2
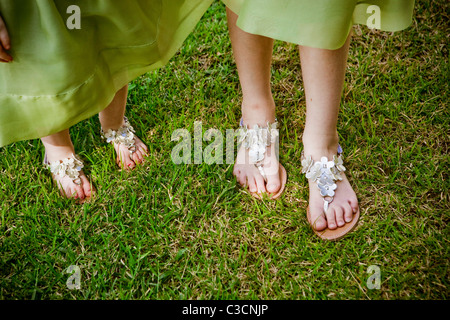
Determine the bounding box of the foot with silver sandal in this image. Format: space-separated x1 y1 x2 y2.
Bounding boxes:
43 152 93 201
101 116 148 170
301 144 360 240
234 119 287 199
41 128 94 201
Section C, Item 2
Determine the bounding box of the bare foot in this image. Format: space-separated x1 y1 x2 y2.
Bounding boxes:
302 132 359 231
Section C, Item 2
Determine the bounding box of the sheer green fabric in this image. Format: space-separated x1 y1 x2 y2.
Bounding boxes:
0 0 213 147
223 0 415 49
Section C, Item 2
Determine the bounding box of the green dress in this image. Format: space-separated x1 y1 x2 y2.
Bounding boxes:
0 0 212 147
223 0 415 49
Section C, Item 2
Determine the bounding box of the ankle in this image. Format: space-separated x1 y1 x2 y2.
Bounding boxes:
302 130 340 160
43 145 76 163
99 118 126 132
241 98 276 127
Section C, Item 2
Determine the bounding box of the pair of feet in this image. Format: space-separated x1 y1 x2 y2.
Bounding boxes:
45 114 358 238
45 119 148 200
233 115 359 239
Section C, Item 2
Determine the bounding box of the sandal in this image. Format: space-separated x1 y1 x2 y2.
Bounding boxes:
101 116 141 168
301 145 360 240
43 153 89 200
236 119 287 199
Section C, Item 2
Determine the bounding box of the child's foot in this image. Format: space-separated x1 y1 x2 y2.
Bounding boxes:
233 102 286 199
112 135 148 169
302 132 359 237
234 140 286 198
101 117 148 170
44 147 93 200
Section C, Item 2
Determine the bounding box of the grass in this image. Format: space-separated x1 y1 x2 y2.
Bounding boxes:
0 1 448 300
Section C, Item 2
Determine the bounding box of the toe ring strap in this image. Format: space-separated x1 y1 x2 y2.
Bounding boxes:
323 196 334 214
256 164 267 182
128 145 137 155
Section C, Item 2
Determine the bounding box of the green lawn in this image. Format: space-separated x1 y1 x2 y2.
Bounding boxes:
0 1 448 300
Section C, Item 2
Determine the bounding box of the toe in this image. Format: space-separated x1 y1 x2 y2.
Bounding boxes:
137 139 149 156
80 174 93 198
75 185 85 200
239 173 247 187
334 206 345 227
127 161 136 170
115 144 135 169
343 202 353 223
254 174 267 194
247 177 258 193
233 168 245 187
72 177 86 199
138 145 148 160
59 177 82 199
310 209 327 231
349 198 359 215
122 153 135 170
64 180 84 199
232 166 240 178
325 208 337 230
63 185 75 199
265 170 281 194
132 150 143 165
135 136 147 149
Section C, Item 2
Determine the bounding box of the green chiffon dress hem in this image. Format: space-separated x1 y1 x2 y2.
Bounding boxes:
223 0 415 50
0 0 213 147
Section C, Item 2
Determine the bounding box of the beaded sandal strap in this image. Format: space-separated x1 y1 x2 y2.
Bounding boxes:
44 153 84 185
237 119 279 182
101 116 136 154
301 145 346 214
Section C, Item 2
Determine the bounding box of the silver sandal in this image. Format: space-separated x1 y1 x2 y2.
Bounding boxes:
101 116 137 156
236 118 279 182
43 153 84 185
301 145 360 240
301 145 346 214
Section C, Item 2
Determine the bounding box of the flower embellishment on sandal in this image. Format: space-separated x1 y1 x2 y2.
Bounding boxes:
237 120 279 181
101 117 137 154
301 146 346 213
44 153 84 185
